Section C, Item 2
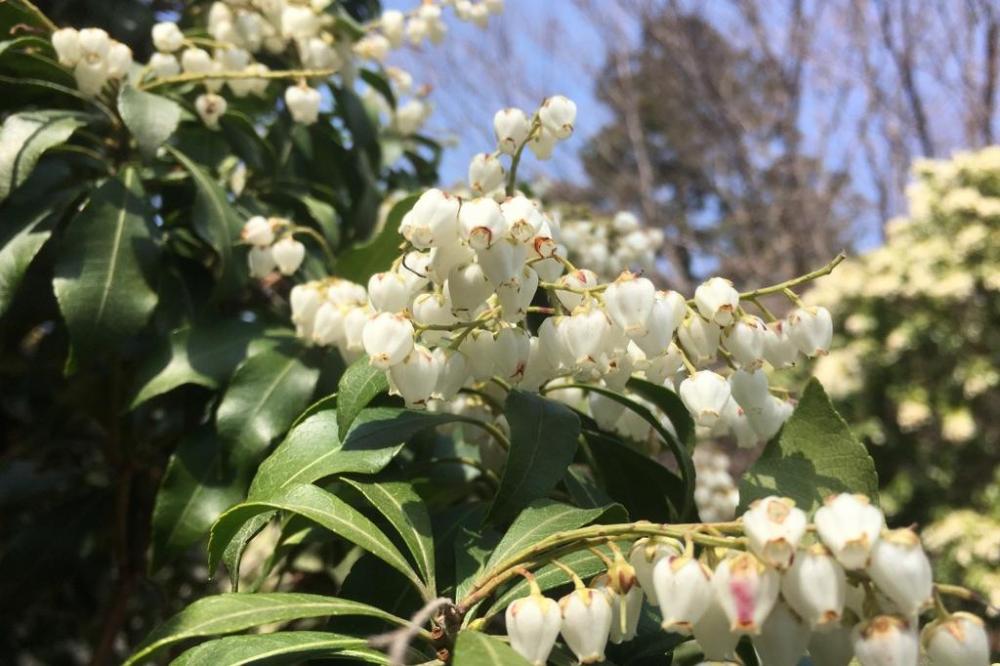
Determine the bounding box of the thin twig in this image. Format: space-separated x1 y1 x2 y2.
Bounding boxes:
138 67 338 91
369 597 451 666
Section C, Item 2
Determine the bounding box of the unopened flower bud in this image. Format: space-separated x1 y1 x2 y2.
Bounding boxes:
652 554 713 632
362 312 414 368
866 528 932 616
781 543 846 629
679 371 731 428
921 612 990 666
539 95 576 139
559 587 613 664
494 107 530 154
742 496 806 569
694 277 739 326
711 552 780 634
505 585 561 666
851 615 918 666
815 493 884 570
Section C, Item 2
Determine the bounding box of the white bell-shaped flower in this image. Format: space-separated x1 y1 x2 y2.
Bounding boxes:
241 216 275 247
628 537 681 605
678 313 721 365
401 188 460 250
105 43 132 79
152 21 185 52
429 240 474 282
921 612 990 666
397 250 431 294
149 52 180 77
459 197 507 250
447 262 492 316
394 99 428 136
559 587 613 664
742 496 807 570
723 315 767 369
459 328 497 381
593 573 643 644
781 543 846 629
389 345 439 408
653 554 713 632
505 585 562 666
477 237 527 287
380 9 406 47
866 528 932 616
644 344 685 385
494 326 530 383
539 95 576 139
52 28 81 66
746 395 792 441
468 152 505 195
362 312 414 369
519 335 558 392
679 371 731 428
74 59 108 97
604 271 656 336
195 93 227 129
341 305 372 359
285 84 321 125
281 4 319 39
808 625 854 666
411 292 457 346
588 391 626 430
496 266 539 323
247 245 275 278
554 269 599 310
272 237 305 275
631 290 685 357
722 399 760 449
290 283 323 336
78 28 110 61
692 596 741 661
433 348 470 401
753 601 810 666
500 195 545 243
815 493 885 570
367 272 411 313
694 277 740 326
311 301 345 347
180 47 212 73
561 305 612 369
763 319 800 368
787 306 833 357
851 615 918 666
529 126 558 160
729 369 769 415
712 552 780 634
494 107 531 154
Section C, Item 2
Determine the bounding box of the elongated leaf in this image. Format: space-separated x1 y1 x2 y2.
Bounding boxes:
219 112 274 172
626 376 695 449
168 146 244 297
149 428 246 571
126 593 403 666
562 383 694 519
452 631 531 666
215 343 320 467
738 379 879 513
129 320 264 409
0 110 87 202
585 428 682 522
334 193 416 283
343 478 435 594
455 527 502 602
337 356 390 434
170 632 388 666
563 467 617 510
118 84 181 158
209 483 426 595
52 168 159 356
487 390 580 524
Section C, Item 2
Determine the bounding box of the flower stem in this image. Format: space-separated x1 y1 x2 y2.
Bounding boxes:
291 225 336 270
505 118 541 197
14 0 57 32
139 67 338 91
738 252 846 300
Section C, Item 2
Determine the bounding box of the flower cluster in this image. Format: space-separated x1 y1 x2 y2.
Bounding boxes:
240 216 306 278
51 27 133 97
692 446 739 522
552 210 666 281
280 98 836 445
505 494 990 666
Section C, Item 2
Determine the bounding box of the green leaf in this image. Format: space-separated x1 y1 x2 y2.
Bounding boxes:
129 320 265 409
738 379 879 513
126 593 404 665
0 110 87 202
563 467 618 510
334 193 415 283
0 191 76 317
487 390 580 524
149 428 245 572
170 632 388 666
585 428 682 522
118 84 181 158
215 343 320 467
168 146 245 297
209 483 427 596
220 112 274 172
337 356 390 434
452 631 532 666
343 478 436 595
52 168 159 356
626 376 696 449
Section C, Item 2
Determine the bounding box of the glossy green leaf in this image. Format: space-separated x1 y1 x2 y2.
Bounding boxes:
334 193 415 283
129 320 265 409
220 112 274 172
452 630 531 666
563 467 618 510
118 84 181 158
149 427 246 571
0 110 87 202
343 478 436 594
215 343 320 467
487 390 580 524
208 483 427 596
337 356 390 434
738 378 879 513
52 168 159 356
126 592 403 665
168 146 245 297
585 428 682 522
170 631 388 666
626 376 696 449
